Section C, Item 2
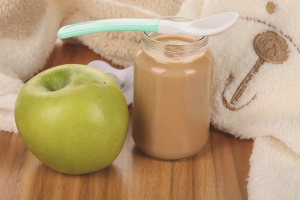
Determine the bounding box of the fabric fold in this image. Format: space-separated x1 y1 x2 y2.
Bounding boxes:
248 137 300 200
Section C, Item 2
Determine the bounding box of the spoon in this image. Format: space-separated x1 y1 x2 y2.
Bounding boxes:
57 12 239 39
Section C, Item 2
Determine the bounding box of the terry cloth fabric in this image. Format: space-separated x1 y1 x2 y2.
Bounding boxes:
178 0 300 199
0 0 186 133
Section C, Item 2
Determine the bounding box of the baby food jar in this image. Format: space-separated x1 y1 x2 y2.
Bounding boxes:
132 17 214 161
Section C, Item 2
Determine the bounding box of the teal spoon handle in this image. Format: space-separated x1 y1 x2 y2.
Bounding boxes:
57 19 159 39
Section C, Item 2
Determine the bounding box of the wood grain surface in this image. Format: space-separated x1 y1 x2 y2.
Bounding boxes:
0 40 253 200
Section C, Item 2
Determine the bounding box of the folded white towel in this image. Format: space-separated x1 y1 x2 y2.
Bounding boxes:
178 0 300 198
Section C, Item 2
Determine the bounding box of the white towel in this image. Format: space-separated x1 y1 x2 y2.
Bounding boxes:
178 0 300 199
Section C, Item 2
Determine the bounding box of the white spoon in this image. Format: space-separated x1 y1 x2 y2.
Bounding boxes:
57 12 239 39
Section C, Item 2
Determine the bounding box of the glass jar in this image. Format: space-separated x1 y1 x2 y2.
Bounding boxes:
132 17 214 161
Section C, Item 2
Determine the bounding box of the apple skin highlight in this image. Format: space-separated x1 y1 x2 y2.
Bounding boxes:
15 64 129 175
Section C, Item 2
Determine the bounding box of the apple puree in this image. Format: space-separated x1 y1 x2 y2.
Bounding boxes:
132 34 213 160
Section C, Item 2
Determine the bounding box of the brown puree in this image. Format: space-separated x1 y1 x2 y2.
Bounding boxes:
132 35 213 160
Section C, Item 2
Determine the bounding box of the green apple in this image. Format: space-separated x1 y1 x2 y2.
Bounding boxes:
15 64 129 175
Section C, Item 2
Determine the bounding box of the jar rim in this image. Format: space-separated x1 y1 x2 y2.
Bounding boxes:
141 16 208 52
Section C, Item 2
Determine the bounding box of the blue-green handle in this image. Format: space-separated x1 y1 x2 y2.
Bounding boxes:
57 19 159 39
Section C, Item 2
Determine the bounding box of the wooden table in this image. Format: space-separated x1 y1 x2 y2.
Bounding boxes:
0 40 253 200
